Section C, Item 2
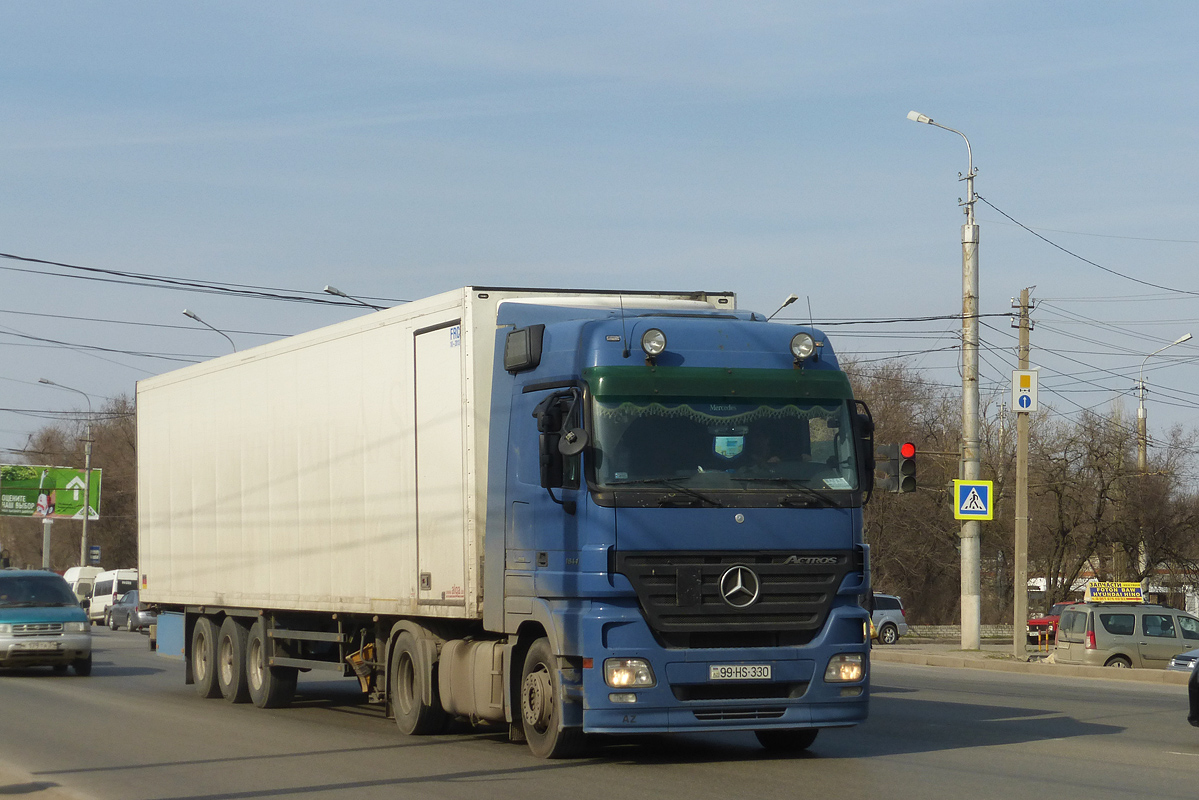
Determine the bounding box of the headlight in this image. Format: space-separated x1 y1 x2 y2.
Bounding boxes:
605 658 656 688
790 332 815 360
824 653 865 683
0 624 10 634
64 622 89 633
640 329 667 357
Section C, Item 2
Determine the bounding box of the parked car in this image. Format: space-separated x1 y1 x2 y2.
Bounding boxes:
1053 602 1199 668
108 590 156 632
1027 602 1071 643
0 569 92 675
1168 647 1199 672
90 568 138 625
871 593 908 645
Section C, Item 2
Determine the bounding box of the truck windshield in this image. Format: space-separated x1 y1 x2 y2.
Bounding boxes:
591 397 858 492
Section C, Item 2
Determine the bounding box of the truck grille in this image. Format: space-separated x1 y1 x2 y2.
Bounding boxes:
614 550 855 642
13 623 63 635
692 707 787 722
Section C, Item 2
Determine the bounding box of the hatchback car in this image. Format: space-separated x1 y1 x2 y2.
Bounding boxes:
0 569 92 675
108 590 156 631
1054 602 1199 668
1168 647 1199 672
871 593 908 645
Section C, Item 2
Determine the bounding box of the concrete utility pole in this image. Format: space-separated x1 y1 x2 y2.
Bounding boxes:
1013 288 1032 660
907 110 982 649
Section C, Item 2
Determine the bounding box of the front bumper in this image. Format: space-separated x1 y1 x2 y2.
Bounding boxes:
0 633 92 667
574 600 869 734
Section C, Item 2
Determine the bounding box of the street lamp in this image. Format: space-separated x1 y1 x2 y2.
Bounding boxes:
323 285 386 311
37 378 95 568
908 109 982 649
1135 333 1192 585
183 309 237 353
1137 333 1192 476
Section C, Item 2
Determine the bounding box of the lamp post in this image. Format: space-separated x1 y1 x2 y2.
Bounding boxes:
37 378 94 568
907 110 982 649
1135 333 1191 585
183 309 237 352
323 285 386 311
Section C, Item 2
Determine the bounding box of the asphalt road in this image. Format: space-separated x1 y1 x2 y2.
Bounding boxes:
1 628 1196 800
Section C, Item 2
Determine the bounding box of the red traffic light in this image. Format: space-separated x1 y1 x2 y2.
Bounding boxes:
900 442 916 459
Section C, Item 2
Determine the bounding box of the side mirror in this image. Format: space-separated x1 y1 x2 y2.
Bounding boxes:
558 427 589 456
854 401 876 498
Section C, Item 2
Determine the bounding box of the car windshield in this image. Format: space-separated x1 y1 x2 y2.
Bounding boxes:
0 575 80 607
592 397 858 492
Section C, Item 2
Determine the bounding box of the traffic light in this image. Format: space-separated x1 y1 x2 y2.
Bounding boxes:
876 442 916 493
896 442 916 493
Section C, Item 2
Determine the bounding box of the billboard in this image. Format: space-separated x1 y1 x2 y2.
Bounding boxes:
0 464 102 519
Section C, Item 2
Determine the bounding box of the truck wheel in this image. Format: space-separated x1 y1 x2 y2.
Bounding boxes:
879 623 899 645
390 632 446 735
519 637 585 759
217 617 251 703
1105 655 1132 668
755 728 818 751
191 617 222 698
72 655 93 677
246 618 297 708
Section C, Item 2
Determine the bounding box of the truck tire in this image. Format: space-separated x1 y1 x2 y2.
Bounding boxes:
878 623 899 645
217 617 251 704
390 632 446 735
519 637 585 759
755 728 818 751
72 654 93 677
246 618 298 709
191 617 222 698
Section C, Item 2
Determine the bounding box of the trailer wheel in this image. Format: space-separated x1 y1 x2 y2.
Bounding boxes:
246 618 297 708
390 632 446 735
217 617 252 703
519 637 585 759
755 728 818 751
191 617 222 698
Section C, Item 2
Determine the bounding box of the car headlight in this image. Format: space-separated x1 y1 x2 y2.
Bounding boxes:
64 622 89 633
824 653 865 683
605 658 656 688
0 624 10 634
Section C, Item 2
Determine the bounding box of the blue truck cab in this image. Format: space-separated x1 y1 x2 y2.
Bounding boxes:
486 299 875 755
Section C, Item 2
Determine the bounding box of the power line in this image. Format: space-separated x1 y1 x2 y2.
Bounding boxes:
0 251 405 306
977 197 1199 298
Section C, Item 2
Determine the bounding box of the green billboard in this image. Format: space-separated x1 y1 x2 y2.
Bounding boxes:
0 464 102 520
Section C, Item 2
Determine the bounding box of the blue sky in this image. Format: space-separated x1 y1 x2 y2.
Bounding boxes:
3 2 1199 469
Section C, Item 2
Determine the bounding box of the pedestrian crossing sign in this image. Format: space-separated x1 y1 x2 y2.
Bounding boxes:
953 480 994 520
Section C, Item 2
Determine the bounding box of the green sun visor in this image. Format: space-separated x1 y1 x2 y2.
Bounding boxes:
584 366 854 401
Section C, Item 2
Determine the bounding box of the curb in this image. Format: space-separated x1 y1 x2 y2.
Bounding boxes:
871 648 1193 685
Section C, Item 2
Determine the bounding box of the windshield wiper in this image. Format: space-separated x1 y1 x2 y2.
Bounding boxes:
605 478 723 507
732 477 840 507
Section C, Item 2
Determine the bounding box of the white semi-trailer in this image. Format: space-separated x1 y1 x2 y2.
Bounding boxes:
139 286 876 757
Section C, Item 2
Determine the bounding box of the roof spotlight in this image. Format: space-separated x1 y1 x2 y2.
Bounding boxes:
790 332 816 361
641 328 667 359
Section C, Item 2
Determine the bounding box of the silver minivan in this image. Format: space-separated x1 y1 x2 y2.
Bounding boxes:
1054 602 1199 668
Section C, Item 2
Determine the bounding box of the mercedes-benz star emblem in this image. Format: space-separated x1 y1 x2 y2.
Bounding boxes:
719 565 761 608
